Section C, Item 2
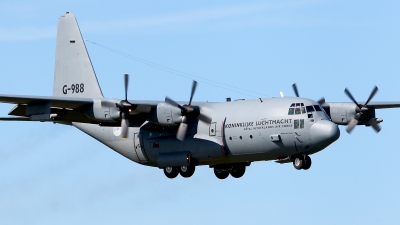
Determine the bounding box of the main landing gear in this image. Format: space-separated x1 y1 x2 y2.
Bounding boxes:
213 163 247 179
293 155 312 170
163 165 196 179
163 163 249 179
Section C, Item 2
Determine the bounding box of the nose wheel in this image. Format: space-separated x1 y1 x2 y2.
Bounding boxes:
293 155 312 170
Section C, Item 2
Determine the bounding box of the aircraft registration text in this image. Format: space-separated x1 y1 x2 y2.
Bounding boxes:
62 83 85 94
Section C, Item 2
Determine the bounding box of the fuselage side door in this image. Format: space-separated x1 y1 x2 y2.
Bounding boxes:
134 133 148 162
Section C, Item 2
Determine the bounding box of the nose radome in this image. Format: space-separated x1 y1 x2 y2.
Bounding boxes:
310 120 340 149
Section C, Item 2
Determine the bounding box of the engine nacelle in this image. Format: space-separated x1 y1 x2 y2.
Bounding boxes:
83 99 121 122
326 103 356 125
152 102 182 126
326 102 377 125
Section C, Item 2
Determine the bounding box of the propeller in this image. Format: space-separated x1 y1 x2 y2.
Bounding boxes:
292 83 300 97
165 80 212 141
292 83 326 105
344 86 380 133
101 74 133 138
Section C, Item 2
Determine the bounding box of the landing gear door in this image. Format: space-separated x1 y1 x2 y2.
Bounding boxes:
134 133 148 162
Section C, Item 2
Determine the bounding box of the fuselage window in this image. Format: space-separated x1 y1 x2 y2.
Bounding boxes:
294 119 299 129
294 119 305 129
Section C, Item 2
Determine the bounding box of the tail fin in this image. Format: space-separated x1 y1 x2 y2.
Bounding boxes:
53 12 103 98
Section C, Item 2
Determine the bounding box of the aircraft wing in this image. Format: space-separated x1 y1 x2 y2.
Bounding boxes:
0 94 160 127
325 101 400 109
0 94 93 109
362 101 400 109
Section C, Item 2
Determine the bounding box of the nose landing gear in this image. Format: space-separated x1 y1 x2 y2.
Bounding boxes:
293 155 312 170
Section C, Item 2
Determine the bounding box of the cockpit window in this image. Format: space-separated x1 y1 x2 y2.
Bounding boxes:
295 108 301 114
288 108 294 115
306 105 315 112
288 103 307 115
313 105 322 111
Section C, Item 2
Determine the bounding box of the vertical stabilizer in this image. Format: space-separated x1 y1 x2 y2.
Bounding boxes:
53 12 103 98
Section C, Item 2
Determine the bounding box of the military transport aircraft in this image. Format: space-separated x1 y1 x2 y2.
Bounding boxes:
1 12 400 179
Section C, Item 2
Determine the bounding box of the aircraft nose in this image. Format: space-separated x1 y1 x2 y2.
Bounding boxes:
310 120 340 149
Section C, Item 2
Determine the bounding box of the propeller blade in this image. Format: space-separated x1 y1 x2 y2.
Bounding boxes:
124 74 129 101
292 83 299 97
364 86 378 106
120 101 133 108
369 118 381 133
346 118 359 134
189 80 197 106
317 97 326 105
344 88 360 106
198 113 212 124
176 117 188 141
165 97 185 111
121 119 129 138
120 111 130 138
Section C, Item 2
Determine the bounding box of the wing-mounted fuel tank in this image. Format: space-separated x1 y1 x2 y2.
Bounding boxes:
326 103 381 126
138 122 225 167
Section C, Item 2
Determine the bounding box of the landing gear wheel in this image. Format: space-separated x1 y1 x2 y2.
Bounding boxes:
214 168 229 179
164 167 179 179
293 157 304 170
230 165 246 178
302 155 312 170
180 165 195 178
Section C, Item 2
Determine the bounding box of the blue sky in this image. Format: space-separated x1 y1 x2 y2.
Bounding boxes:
1 0 400 224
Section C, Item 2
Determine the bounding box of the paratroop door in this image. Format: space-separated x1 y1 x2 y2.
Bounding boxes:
134 133 148 162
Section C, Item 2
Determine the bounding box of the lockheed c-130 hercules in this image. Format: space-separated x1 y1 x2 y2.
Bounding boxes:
1 13 399 179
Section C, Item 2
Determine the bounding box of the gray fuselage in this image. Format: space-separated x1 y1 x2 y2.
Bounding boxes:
74 97 340 167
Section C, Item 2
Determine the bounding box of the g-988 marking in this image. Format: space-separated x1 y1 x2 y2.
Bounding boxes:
63 83 84 94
